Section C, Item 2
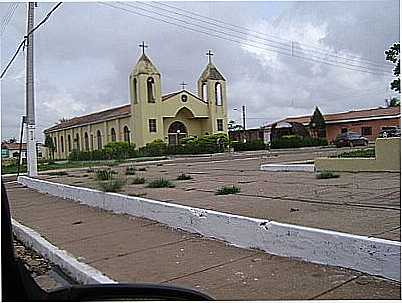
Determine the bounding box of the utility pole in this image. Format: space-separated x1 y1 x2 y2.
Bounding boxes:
26 2 37 177
242 105 246 143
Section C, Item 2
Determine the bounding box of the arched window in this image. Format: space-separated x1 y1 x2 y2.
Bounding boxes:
96 130 102 150
75 133 80 151
111 128 116 142
133 78 138 104
60 136 64 153
84 132 89 151
123 126 130 143
67 135 72 152
168 121 187 145
147 77 155 103
202 82 208 102
215 82 222 106
53 137 57 152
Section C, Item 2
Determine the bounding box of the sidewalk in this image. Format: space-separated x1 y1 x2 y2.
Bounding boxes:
6 182 400 300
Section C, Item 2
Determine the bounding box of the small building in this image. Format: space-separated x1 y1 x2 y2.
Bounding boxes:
44 46 229 160
264 107 400 143
229 128 265 143
1 142 46 161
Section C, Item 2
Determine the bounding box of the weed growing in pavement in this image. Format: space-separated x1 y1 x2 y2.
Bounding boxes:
98 179 125 192
176 173 193 180
138 167 147 171
95 169 116 181
215 185 241 195
315 171 340 179
125 166 136 175
130 176 146 184
146 178 175 188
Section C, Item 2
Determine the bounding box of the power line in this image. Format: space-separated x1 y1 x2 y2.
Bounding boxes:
128 1 389 72
152 1 392 69
101 2 389 76
0 3 19 35
0 2 63 80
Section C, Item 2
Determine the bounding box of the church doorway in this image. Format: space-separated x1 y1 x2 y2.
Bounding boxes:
168 121 187 145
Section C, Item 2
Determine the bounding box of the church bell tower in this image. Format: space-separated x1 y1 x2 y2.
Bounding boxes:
129 42 163 147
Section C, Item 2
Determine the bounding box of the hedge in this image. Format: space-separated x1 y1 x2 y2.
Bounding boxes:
231 140 267 152
270 135 327 149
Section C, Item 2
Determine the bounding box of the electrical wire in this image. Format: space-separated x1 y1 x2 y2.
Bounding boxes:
100 2 390 76
152 1 392 69
0 2 63 80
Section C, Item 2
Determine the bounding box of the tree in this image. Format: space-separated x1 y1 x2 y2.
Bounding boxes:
309 106 326 139
385 42 400 93
44 134 56 160
388 97 400 107
228 120 243 132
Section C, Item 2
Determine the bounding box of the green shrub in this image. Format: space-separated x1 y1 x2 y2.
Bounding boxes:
128 192 147 197
138 167 147 171
333 148 375 158
138 139 168 157
125 166 136 175
146 178 175 188
98 179 125 192
103 142 137 160
316 171 340 179
230 140 267 152
270 135 327 149
215 185 241 195
95 169 115 181
130 176 146 184
177 173 192 180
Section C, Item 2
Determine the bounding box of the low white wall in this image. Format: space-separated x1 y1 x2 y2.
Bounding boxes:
18 176 401 281
261 163 315 172
12 219 116 285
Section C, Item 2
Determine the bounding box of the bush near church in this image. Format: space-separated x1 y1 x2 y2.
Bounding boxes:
270 135 327 149
68 142 137 161
230 140 267 152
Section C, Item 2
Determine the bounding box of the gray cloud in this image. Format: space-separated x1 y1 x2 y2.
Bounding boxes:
1 1 399 141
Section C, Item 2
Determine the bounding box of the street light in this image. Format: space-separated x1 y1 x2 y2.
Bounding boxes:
233 106 246 143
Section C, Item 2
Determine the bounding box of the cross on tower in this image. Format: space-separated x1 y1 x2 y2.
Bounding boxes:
206 50 214 64
139 41 148 55
180 81 187 90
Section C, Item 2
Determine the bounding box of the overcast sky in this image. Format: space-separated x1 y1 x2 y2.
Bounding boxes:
0 1 399 142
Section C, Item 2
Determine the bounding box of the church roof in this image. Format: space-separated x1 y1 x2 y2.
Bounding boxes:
44 104 131 133
199 63 225 81
131 53 160 76
162 90 207 103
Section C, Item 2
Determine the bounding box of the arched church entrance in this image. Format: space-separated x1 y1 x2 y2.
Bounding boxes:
168 121 187 145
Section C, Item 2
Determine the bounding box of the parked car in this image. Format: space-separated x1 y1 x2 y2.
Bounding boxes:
334 132 368 148
378 127 401 138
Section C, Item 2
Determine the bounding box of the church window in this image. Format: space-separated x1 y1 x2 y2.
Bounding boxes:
217 119 224 131
97 130 102 150
202 83 208 102
75 133 80 150
149 119 157 133
147 77 155 103
215 82 223 106
133 78 138 104
84 132 89 151
67 135 72 152
111 128 116 142
60 136 64 153
123 126 130 143
53 137 57 152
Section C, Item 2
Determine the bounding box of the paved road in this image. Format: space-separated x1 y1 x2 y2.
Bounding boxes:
6 182 400 300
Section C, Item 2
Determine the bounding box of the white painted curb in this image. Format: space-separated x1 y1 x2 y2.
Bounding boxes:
12 219 116 285
18 176 401 281
261 163 315 172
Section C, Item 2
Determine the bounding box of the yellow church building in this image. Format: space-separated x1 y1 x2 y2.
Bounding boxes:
44 45 228 159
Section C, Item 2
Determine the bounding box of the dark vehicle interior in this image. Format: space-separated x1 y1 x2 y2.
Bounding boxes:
1 182 213 301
